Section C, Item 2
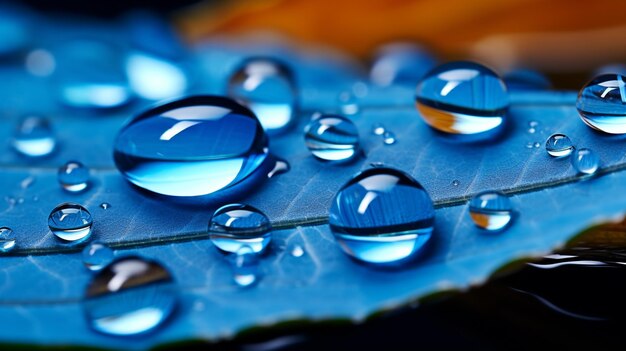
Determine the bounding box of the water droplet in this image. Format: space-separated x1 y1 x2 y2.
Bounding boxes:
126 52 187 101
351 81 369 98
383 131 396 145
576 74 626 134
503 69 551 91
82 241 114 271
304 114 360 162
48 203 93 242
0 227 16 253
54 40 131 109
525 142 534 149
228 57 297 134
232 245 260 287
370 43 436 87
114 96 269 197
469 191 512 231
58 161 90 192
529 121 539 128
452 180 460 187
267 159 290 178
100 203 111 210
291 245 305 257
545 134 574 157
83 256 178 336
338 91 359 116
528 127 536 134
372 123 385 135
16 197 24 204
415 61 508 135
209 204 272 254
534 142 541 148
20 176 35 189
25 49 55 77
329 167 434 264
572 148 599 175
12 116 56 157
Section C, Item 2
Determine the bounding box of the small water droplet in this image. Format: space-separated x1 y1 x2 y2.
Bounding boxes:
352 81 369 98
291 244 305 257
228 57 297 134
525 142 534 149
209 204 272 254
545 134 574 157
383 131 396 145
0 227 16 253
82 241 114 271
267 159 290 178
83 256 178 336
529 121 539 128
534 142 541 148
113 96 269 197
100 203 111 210
370 43 436 87
469 191 513 231
12 116 56 157
25 49 55 77
48 203 93 242
20 176 35 189
415 61 508 135
576 74 626 134
232 245 260 287
304 114 360 162
452 180 460 186
372 123 386 135
338 91 359 116
16 197 24 204
528 127 536 134
329 167 434 264
58 161 90 192
572 148 599 175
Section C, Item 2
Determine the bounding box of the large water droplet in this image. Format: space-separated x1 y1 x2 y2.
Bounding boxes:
48 203 93 242
576 74 626 134
113 96 269 197
0 227 16 253
304 114 360 162
54 40 131 109
228 57 297 134
232 245 260 287
12 116 56 157
58 161 90 192
82 241 114 271
545 134 574 157
415 61 508 135
504 69 551 91
83 256 178 336
572 148 599 175
125 52 188 101
329 167 434 264
469 191 512 231
369 43 436 87
209 204 272 254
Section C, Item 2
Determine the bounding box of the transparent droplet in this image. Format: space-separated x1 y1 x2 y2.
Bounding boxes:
126 52 187 101
20 175 35 189
338 91 359 116
534 142 541 148
415 61 508 135
370 43 436 87
54 40 131 109
12 116 56 157
372 123 386 135
83 256 178 336
25 49 56 77
329 167 435 264
452 180 460 187
576 74 626 134
304 114 360 161
503 69 551 91
82 241 114 271
469 191 512 231
100 203 111 210
267 159 290 178
232 245 260 287
114 96 269 197
572 148 599 175
528 128 536 134
58 161 90 192
209 204 272 254
529 121 538 128
525 142 535 149
0 227 16 253
48 203 93 242
383 131 396 145
545 134 574 157
291 244 305 257
228 57 297 134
